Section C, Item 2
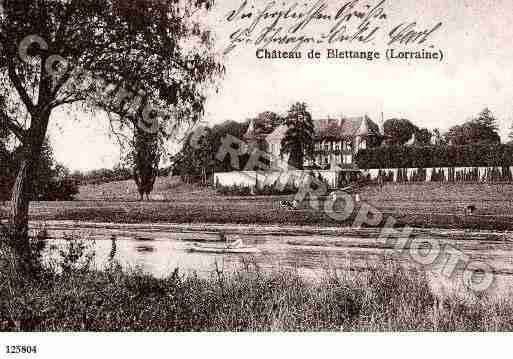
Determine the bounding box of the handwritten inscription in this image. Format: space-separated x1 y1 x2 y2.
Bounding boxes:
224 0 443 55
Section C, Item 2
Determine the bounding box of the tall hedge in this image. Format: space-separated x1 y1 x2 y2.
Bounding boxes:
355 144 513 169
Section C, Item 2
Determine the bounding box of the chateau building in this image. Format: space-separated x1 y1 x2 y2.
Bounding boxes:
244 115 381 170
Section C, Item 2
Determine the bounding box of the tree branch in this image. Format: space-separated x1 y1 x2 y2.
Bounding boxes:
7 60 35 115
51 69 73 98
0 111 26 142
51 96 86 108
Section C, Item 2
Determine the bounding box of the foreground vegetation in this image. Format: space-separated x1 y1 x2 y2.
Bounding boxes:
1 233 513 331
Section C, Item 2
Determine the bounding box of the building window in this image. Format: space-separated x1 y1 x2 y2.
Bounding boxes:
334 142 340 151
360 140 367 150
343 154 353 164
343 140 351 151
324 143 329 151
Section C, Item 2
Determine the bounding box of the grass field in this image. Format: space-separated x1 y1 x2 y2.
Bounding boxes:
2 178 513 230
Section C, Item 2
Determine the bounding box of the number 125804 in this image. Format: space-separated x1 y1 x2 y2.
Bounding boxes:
5 345 37 354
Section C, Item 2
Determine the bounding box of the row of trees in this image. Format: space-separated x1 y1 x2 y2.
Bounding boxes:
68 165 171 187
68 166 131 186
382 108 502 147
357 108 510 169
355 143 513 169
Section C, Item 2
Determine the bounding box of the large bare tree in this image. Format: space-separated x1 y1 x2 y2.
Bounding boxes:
0 0 223 244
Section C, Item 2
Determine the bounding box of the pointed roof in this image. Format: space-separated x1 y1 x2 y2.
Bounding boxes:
245 115 380 142
314 116 379 140
266 124 289 142
244 115 283 140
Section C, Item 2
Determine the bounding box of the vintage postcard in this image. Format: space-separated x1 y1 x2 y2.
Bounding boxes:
0 0 512 357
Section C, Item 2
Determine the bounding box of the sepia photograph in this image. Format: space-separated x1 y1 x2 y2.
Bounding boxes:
0 0 513 356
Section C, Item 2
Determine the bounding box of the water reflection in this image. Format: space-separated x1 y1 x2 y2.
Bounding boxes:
37 222 513 297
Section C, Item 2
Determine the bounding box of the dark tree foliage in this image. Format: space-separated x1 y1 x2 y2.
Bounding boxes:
445 109 501 146
253 111 283 135
130 128 162 200
0 0 223 238
415 128 432 145
172 120 250 181
210 120 250 172
173 126 212 183
0 138 77 201
383 119 431 146
280 103 315 170
475 108 499 131
383 119 417 146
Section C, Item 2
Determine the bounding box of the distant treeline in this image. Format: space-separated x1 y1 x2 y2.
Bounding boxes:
69 167 132 186
356 144 513 169
70 166 170 186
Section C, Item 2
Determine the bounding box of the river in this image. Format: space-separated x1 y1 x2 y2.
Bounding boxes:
32 221 513 297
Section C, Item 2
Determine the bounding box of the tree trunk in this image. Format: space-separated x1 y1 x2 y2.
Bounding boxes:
132 126 159 199
8 112 50 245
8 159 32 241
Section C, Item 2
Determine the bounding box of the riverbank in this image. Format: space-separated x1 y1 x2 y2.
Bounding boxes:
2 201 513 231
2 255 513 331
2 182 513 231
27 220 513 240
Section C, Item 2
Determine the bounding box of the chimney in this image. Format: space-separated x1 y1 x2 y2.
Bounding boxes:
378 112 385 135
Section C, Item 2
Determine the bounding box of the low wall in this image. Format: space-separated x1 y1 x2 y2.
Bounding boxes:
213 170 339 189
214 167 513 189
363 166 513 182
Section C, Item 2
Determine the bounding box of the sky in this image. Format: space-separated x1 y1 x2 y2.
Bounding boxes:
48 0 513 171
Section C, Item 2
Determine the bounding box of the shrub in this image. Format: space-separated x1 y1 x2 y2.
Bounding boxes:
216 181 299 196
58 237 95 274
37 179 79 201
